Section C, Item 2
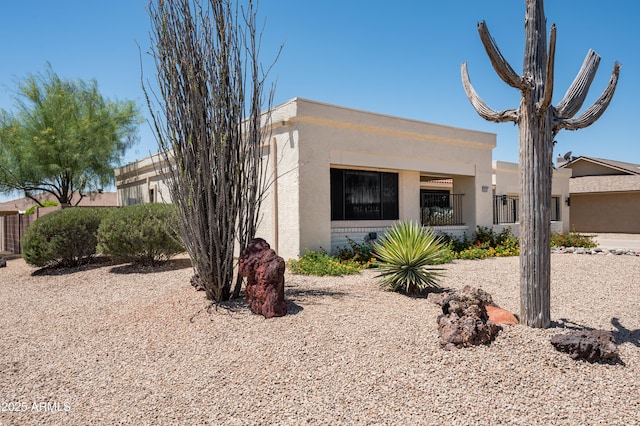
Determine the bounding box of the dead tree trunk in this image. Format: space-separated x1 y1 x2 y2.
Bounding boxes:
462 0 620 327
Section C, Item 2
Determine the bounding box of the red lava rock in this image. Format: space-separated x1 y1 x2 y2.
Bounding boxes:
550 330 619 363
437 286 501 350
486 305 519 325
238 238 287 318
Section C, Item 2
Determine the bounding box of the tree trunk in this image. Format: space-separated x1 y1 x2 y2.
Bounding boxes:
518 108 553 328
518 0 553 328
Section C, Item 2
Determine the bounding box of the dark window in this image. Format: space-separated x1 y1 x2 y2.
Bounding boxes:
551 196 561 221
493 195 561 223
331 169 399 221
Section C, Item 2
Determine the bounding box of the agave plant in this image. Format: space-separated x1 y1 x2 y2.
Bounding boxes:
373 221 446 294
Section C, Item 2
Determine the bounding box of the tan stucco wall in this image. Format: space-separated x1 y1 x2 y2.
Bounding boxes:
291 99 495 257
114 153 171 206
255 128 301 259
570 193 640 234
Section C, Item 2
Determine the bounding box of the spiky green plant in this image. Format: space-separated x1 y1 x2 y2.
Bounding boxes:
373 221 446 294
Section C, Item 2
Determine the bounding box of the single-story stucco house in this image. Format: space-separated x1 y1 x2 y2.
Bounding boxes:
558 156 640 234
115 98 571 260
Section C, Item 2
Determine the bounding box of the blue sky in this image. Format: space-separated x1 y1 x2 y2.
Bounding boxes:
0 0 638 177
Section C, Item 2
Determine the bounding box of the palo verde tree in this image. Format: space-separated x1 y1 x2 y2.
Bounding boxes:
146 0 276 302
0 66 141 206
462 0 620 327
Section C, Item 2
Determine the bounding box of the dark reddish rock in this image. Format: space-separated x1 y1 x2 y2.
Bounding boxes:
486 305 519 325
437 286 501 350
550 330 619 363
430 288 519 326
238 238 287 318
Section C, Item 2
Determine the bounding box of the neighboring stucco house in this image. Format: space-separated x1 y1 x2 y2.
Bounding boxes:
492 160 571 236
115 98 570 260
559 156 640 234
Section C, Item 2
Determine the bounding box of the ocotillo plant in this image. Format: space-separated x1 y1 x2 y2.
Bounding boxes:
461 0 620 328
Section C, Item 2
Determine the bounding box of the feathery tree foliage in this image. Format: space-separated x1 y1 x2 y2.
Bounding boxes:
146 0 277 302
0 66 141 205
462 0 619 327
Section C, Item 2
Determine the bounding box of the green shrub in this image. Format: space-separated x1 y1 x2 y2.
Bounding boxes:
494 234 520 257
373 221 446 294
470 226 517 248
22 207 111 268
436 242 457 264
470 226 498 246
456 242 495 260
334 237 376 267
97 203 184 265
439 226 520 260
438 232 470 253
551 230 598 248
287 250 363 276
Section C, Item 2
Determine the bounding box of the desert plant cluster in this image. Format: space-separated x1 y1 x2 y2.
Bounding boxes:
440 226 521 260
21 204 184 268
287 222 599 295
287 250 364 276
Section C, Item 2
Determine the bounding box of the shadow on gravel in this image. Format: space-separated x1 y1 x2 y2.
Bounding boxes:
31 257 193 276
610 318 640 348
396 286 455 299
285 287 348 305
552 317 639 348
31 257 113 276
108 258 192 275
189 297 304 322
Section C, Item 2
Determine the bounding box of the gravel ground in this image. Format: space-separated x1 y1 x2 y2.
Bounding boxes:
1 254 639 425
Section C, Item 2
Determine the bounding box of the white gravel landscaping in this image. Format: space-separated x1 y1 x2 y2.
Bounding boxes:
1 254 639 425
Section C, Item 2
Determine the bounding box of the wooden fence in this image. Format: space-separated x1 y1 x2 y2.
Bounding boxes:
0 206 60 254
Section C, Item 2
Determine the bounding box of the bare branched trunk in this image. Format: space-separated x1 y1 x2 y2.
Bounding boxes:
145 0 276 302
462 0 619 327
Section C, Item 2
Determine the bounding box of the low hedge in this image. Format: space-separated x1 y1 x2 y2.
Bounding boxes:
22 207 112 268
97 203 184 265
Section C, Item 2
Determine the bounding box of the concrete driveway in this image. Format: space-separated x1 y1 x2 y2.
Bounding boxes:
590 233 640 250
